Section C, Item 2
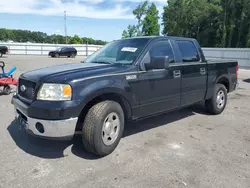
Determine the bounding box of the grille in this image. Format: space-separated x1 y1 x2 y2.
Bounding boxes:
18 79 36 102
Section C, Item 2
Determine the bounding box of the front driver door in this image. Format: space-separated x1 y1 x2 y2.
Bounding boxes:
136 39 181 118
60 48 68 56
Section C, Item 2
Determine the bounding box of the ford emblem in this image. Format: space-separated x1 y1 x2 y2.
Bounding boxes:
20 85 26 92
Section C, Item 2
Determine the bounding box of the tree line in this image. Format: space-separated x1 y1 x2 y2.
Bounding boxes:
0 28 107 45
122 0 250 48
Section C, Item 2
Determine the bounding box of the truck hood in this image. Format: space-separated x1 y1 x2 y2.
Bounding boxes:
20 63 113 82
20 62 130 83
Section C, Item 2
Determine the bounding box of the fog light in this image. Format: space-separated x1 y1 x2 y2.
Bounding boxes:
35 122 44 133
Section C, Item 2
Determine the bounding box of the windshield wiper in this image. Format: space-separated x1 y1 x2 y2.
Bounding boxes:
91 61 113 65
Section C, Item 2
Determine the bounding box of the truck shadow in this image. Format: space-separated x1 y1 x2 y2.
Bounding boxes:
7 121 98 160
123 104 206 138
243 78 250 83
7 103 208 160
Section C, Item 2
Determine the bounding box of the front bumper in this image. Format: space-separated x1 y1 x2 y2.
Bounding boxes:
12 94 78 140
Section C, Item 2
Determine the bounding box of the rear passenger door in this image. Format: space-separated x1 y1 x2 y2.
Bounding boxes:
175 40 207 106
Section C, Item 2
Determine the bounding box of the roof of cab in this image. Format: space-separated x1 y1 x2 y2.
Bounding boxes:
117 35 196 41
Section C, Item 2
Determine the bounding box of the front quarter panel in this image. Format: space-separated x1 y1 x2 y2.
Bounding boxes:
70 75 135 115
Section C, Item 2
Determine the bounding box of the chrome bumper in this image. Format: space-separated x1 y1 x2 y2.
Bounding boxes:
14 106 78 139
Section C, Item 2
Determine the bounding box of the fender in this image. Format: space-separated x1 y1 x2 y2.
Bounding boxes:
215 74 230 83
74 78 134 116
215 74 231 90
206 73 231 100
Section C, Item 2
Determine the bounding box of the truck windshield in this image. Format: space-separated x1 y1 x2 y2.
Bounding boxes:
83 38 151 65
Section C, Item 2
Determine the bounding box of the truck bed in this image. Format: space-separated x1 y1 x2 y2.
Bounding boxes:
206 59 238 64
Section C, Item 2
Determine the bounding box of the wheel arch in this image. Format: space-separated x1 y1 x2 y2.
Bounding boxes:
76 90 132 132
216 75 230 92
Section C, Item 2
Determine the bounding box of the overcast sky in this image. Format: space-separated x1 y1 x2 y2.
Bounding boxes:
0 0 167 41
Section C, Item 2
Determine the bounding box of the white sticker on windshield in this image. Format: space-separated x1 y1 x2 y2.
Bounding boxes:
121 47 138 52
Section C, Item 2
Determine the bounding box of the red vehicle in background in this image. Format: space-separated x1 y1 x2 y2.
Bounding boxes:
0 61 18 95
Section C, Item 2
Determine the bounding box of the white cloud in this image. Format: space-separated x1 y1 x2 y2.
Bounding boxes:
114 0 166 2
0 0 133 19
0 0 166 19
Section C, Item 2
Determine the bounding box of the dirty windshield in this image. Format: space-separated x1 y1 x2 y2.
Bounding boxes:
84 38 151 65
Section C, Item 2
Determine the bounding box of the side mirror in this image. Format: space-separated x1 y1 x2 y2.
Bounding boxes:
145 56 170 70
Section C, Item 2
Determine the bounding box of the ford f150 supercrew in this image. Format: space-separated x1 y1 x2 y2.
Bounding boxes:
11 36 238 156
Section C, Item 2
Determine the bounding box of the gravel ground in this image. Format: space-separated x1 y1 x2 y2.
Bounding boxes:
0 55 250 188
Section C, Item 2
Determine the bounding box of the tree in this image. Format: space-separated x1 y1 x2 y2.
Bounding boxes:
122 30 129 39
247 28 250 47
69 35 82 44
0 28 107 44
161 0 250 48
133 1 148 36
121 1 148 38
122 25 137 38
142 3 160 36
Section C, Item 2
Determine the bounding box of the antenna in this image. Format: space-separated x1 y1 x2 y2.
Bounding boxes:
64 10 68 44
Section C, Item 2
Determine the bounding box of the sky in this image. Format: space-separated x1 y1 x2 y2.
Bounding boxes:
0 0 167 42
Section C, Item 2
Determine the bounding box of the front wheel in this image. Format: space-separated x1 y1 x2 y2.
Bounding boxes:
205 84 227 114
82 101 124 156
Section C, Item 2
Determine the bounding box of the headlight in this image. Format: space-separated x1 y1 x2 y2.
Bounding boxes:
37 83 72 101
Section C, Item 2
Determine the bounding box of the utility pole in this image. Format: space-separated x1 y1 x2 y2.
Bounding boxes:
64 10 68 44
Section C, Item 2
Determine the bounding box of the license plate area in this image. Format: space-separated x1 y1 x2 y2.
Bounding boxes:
15 109 28 129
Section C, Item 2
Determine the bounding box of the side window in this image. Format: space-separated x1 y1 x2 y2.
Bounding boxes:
176 41 200 62
149 41 175 63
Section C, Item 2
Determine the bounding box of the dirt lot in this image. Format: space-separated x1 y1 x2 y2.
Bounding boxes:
0 55 250 188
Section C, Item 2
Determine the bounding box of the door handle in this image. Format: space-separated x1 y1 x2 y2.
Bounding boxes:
200 67 206 75
173 70 181 78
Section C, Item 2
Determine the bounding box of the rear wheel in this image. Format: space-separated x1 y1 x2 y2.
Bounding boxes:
71 53 76 58
82 100 124 156
3 85 11 95
205 84 227 114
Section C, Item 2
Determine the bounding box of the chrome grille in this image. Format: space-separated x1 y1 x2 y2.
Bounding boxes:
17 79 36 101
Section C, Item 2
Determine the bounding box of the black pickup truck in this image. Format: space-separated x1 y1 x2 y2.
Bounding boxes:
0 46 8 57
11 36 238 156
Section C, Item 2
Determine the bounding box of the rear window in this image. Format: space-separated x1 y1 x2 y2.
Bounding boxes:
176 41 200 62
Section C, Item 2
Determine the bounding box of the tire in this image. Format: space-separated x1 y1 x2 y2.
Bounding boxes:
82 100 124 156
71 53 76 58
205 84 227 115
55 53 59 58
3 85 11 95
0 52 2 57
